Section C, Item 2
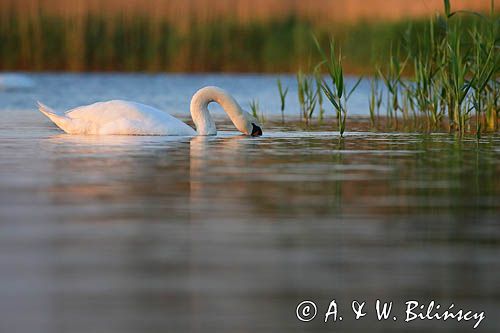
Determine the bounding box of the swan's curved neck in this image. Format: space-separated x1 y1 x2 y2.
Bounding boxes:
190 86 246 135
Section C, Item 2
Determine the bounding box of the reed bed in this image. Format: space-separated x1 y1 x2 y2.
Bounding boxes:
0 13 323 71
370 0 500 136
1 0 491 26
0 0 496 72
284 1 499 137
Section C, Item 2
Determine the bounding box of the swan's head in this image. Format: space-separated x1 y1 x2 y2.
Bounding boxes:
239 110 263 137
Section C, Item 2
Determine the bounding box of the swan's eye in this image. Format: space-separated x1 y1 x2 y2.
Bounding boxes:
251 123 262 136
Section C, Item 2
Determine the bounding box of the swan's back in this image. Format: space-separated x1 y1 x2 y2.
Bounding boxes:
40 100 196 135
68 100 162 122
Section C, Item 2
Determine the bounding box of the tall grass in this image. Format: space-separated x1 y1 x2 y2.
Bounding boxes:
249 98 266 124
1 3 496 73
365 0 499 136
276 78 289 123
368 73 383 127
314 38 362 137
249 99 260 118
278 0 498 137
296 71 318 124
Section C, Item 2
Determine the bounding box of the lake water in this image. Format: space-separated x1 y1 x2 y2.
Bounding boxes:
0 74 499 332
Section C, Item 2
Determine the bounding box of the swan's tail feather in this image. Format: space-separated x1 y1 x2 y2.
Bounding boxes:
37 101 59 117
37 101 72 133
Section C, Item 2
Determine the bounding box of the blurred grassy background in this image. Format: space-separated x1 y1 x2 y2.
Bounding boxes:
0 0 495 73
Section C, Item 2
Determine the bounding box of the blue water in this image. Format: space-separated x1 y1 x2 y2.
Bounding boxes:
0 73 499 333
0 73 370 117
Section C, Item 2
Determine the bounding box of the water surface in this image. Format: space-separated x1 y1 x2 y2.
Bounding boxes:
0 74 499 332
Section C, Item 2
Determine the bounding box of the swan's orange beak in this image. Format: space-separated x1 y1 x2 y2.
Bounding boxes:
251 123 262 136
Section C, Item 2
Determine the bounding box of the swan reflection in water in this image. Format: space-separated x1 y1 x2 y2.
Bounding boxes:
42 132 261 221
189 134 262 220
42 133 193 209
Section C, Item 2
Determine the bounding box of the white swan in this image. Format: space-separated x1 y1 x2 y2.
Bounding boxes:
37 86 263 136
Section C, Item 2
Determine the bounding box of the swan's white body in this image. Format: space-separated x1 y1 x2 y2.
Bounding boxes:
38 86 262 136
38 100 196 135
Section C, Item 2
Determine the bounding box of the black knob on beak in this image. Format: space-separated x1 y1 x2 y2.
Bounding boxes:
251 123 262 136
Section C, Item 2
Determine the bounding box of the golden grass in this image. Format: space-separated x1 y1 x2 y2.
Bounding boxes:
0 0 496 73
1 0 494 25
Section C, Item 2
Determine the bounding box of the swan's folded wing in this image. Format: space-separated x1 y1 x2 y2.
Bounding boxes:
65 100 196 135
